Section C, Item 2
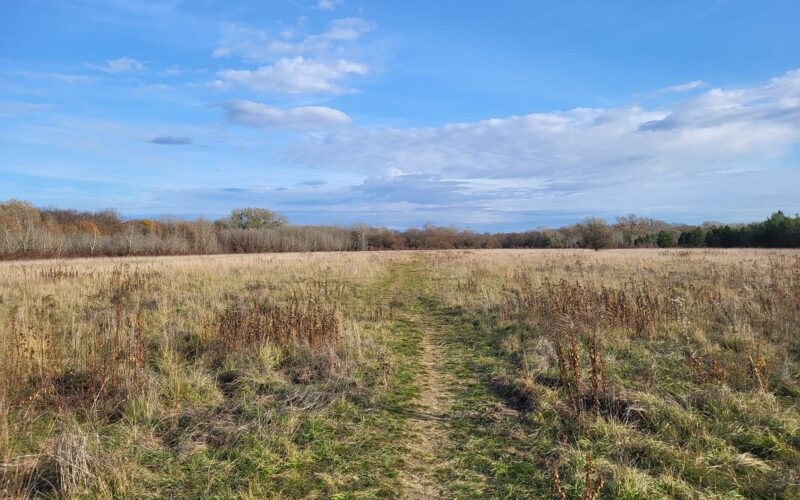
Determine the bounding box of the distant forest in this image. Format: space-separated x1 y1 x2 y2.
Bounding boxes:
1 200 799 259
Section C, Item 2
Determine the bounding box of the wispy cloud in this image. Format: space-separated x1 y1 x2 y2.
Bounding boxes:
641 70 800 132
319 17 373 42
15 71 94 83
149 136 193 145
161 66 182 77
212 18 373 61
87 57 147 74
354 172 471 204
656 80 707 94
316 0 341 11
212 17 373 95
223 100 351 129
0 100 52 117
215 56 367 94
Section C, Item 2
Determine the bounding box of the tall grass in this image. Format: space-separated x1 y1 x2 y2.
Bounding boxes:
0 252 407 497
429 248 800 497
2 249 799 497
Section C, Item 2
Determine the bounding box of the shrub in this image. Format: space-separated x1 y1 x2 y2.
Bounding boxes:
678 227 705 247
578 217 613 250
656 231 676 248
218 208 288 230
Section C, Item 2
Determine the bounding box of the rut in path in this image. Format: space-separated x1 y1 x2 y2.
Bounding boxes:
398 307 455 499
382 260 521 498
379 261 462 498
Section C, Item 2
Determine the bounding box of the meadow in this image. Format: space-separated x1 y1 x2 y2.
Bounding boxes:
1 249 799 498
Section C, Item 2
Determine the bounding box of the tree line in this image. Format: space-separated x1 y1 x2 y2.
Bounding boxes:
1 199 798 259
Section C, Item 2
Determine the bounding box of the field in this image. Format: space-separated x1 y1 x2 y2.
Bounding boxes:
1 249 799 498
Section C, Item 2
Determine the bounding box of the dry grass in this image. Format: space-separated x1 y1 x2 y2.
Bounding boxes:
427 248 800 497
1 248 799 497
0 251 411 497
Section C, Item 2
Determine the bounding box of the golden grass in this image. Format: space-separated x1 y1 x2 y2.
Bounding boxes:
424 248 800 497
0 251 412 497
1 248 799 497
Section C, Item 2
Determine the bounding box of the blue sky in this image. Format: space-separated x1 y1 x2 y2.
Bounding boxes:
1 0 799 229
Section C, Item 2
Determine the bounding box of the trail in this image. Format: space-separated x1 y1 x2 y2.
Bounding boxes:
376 260 456 499
376 258 508 498
397 312 454 499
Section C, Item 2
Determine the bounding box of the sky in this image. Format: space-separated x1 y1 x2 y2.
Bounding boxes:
1 0 799 230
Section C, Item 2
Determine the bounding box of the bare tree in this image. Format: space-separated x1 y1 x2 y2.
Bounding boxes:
121 223 139 255
194 218 219 253
352 223 370 251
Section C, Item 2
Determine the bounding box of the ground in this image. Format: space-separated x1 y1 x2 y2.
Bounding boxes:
1 249 799 498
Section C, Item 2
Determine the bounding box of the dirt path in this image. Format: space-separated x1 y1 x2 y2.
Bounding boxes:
370 258 540 497
374 259 455 498
398 313 453 499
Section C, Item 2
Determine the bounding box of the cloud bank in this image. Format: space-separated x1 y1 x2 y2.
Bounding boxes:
233 69 799 222
288 70 800 182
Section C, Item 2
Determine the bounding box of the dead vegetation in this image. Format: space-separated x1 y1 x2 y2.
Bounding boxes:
212 300 338 355
0 252 407 498
430 248 800 498
2 249 799 498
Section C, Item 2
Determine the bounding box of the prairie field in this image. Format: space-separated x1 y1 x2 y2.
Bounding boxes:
1 249 799 498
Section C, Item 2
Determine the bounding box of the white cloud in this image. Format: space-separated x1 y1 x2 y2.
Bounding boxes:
285 69 800 188
16 71 93 83
216 56 367 94
320 18 373 41
316 0 341 11
212 25 267 59
223 100 350 129
212 18 373 62
656 80 707 94
212 17 373 95
87 57 147 74
162 66 182 76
